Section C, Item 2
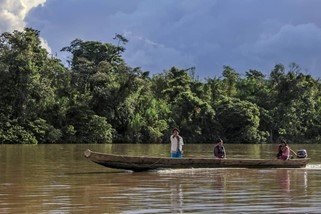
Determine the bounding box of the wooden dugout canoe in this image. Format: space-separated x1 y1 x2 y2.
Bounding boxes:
84 149 310 172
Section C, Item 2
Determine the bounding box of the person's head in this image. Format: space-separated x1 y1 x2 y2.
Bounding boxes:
216 138 223 145
281 139 287 146
172 128 180 135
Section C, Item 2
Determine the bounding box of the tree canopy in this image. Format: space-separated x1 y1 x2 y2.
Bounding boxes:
1 28 321 144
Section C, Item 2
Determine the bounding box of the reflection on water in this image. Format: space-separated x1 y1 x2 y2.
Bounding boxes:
157 168 320 213
276 169 291 193
1 144 321 213
169 180 183 213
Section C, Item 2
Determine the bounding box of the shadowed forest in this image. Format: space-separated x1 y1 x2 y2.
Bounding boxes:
1 28 321 144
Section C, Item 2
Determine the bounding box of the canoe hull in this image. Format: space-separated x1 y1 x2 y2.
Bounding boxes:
84 149 310 172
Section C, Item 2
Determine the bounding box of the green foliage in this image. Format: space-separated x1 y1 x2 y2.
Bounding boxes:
222 66 239 97
61 38 125 69
0 114 37 144
170 89 217 143
62 105 113 143
161 67 192 102
1 28 321 144
214 97 265 143
27 118 62 144
87 115 113 144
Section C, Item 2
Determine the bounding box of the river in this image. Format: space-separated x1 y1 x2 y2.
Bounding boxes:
1 144 321 213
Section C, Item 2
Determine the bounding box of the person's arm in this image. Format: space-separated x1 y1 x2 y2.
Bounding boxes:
179 136 183 153
180 136 184 145
290 147 297 156
223 146 226 158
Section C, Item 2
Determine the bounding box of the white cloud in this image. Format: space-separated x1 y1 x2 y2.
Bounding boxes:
39 36 51 53
0 0 50 53
0 0 46 33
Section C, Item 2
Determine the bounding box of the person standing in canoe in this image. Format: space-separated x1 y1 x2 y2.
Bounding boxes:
170 128 184 158
213 138 226 159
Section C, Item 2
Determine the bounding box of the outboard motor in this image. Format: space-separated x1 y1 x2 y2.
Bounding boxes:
296 149 308 158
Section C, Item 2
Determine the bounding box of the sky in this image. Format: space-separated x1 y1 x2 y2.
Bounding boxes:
1 0 321 79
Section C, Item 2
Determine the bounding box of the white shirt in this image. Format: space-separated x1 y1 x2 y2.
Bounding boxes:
170 135 184 152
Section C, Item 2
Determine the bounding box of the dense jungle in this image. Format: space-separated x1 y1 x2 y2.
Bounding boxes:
1 28 321 144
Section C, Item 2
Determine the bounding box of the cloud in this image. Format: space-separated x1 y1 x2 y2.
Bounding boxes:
123 35 196 72
0 0 50 53
236 23 321 74
3 0 321 78
0 0 46 33
255 24 321 57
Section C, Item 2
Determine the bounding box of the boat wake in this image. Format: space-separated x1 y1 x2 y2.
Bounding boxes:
157 164 321 174
305 164 321 170
157 168 233 174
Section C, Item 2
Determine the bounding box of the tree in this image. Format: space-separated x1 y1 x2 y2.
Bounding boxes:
161 67 192 102
222 66 239 97
0 28 65 143
214 97 266 143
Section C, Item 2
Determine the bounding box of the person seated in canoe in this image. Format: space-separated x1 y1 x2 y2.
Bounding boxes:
213 138 226 159
277 139 297 160
170 128 184 158
276 142 283 159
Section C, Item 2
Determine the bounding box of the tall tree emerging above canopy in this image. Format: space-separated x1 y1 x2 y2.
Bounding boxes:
61 39 125 69
222 66 239 97
113 33 128 54
0 28 67 143
161 67 192 102
0 27 52 120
